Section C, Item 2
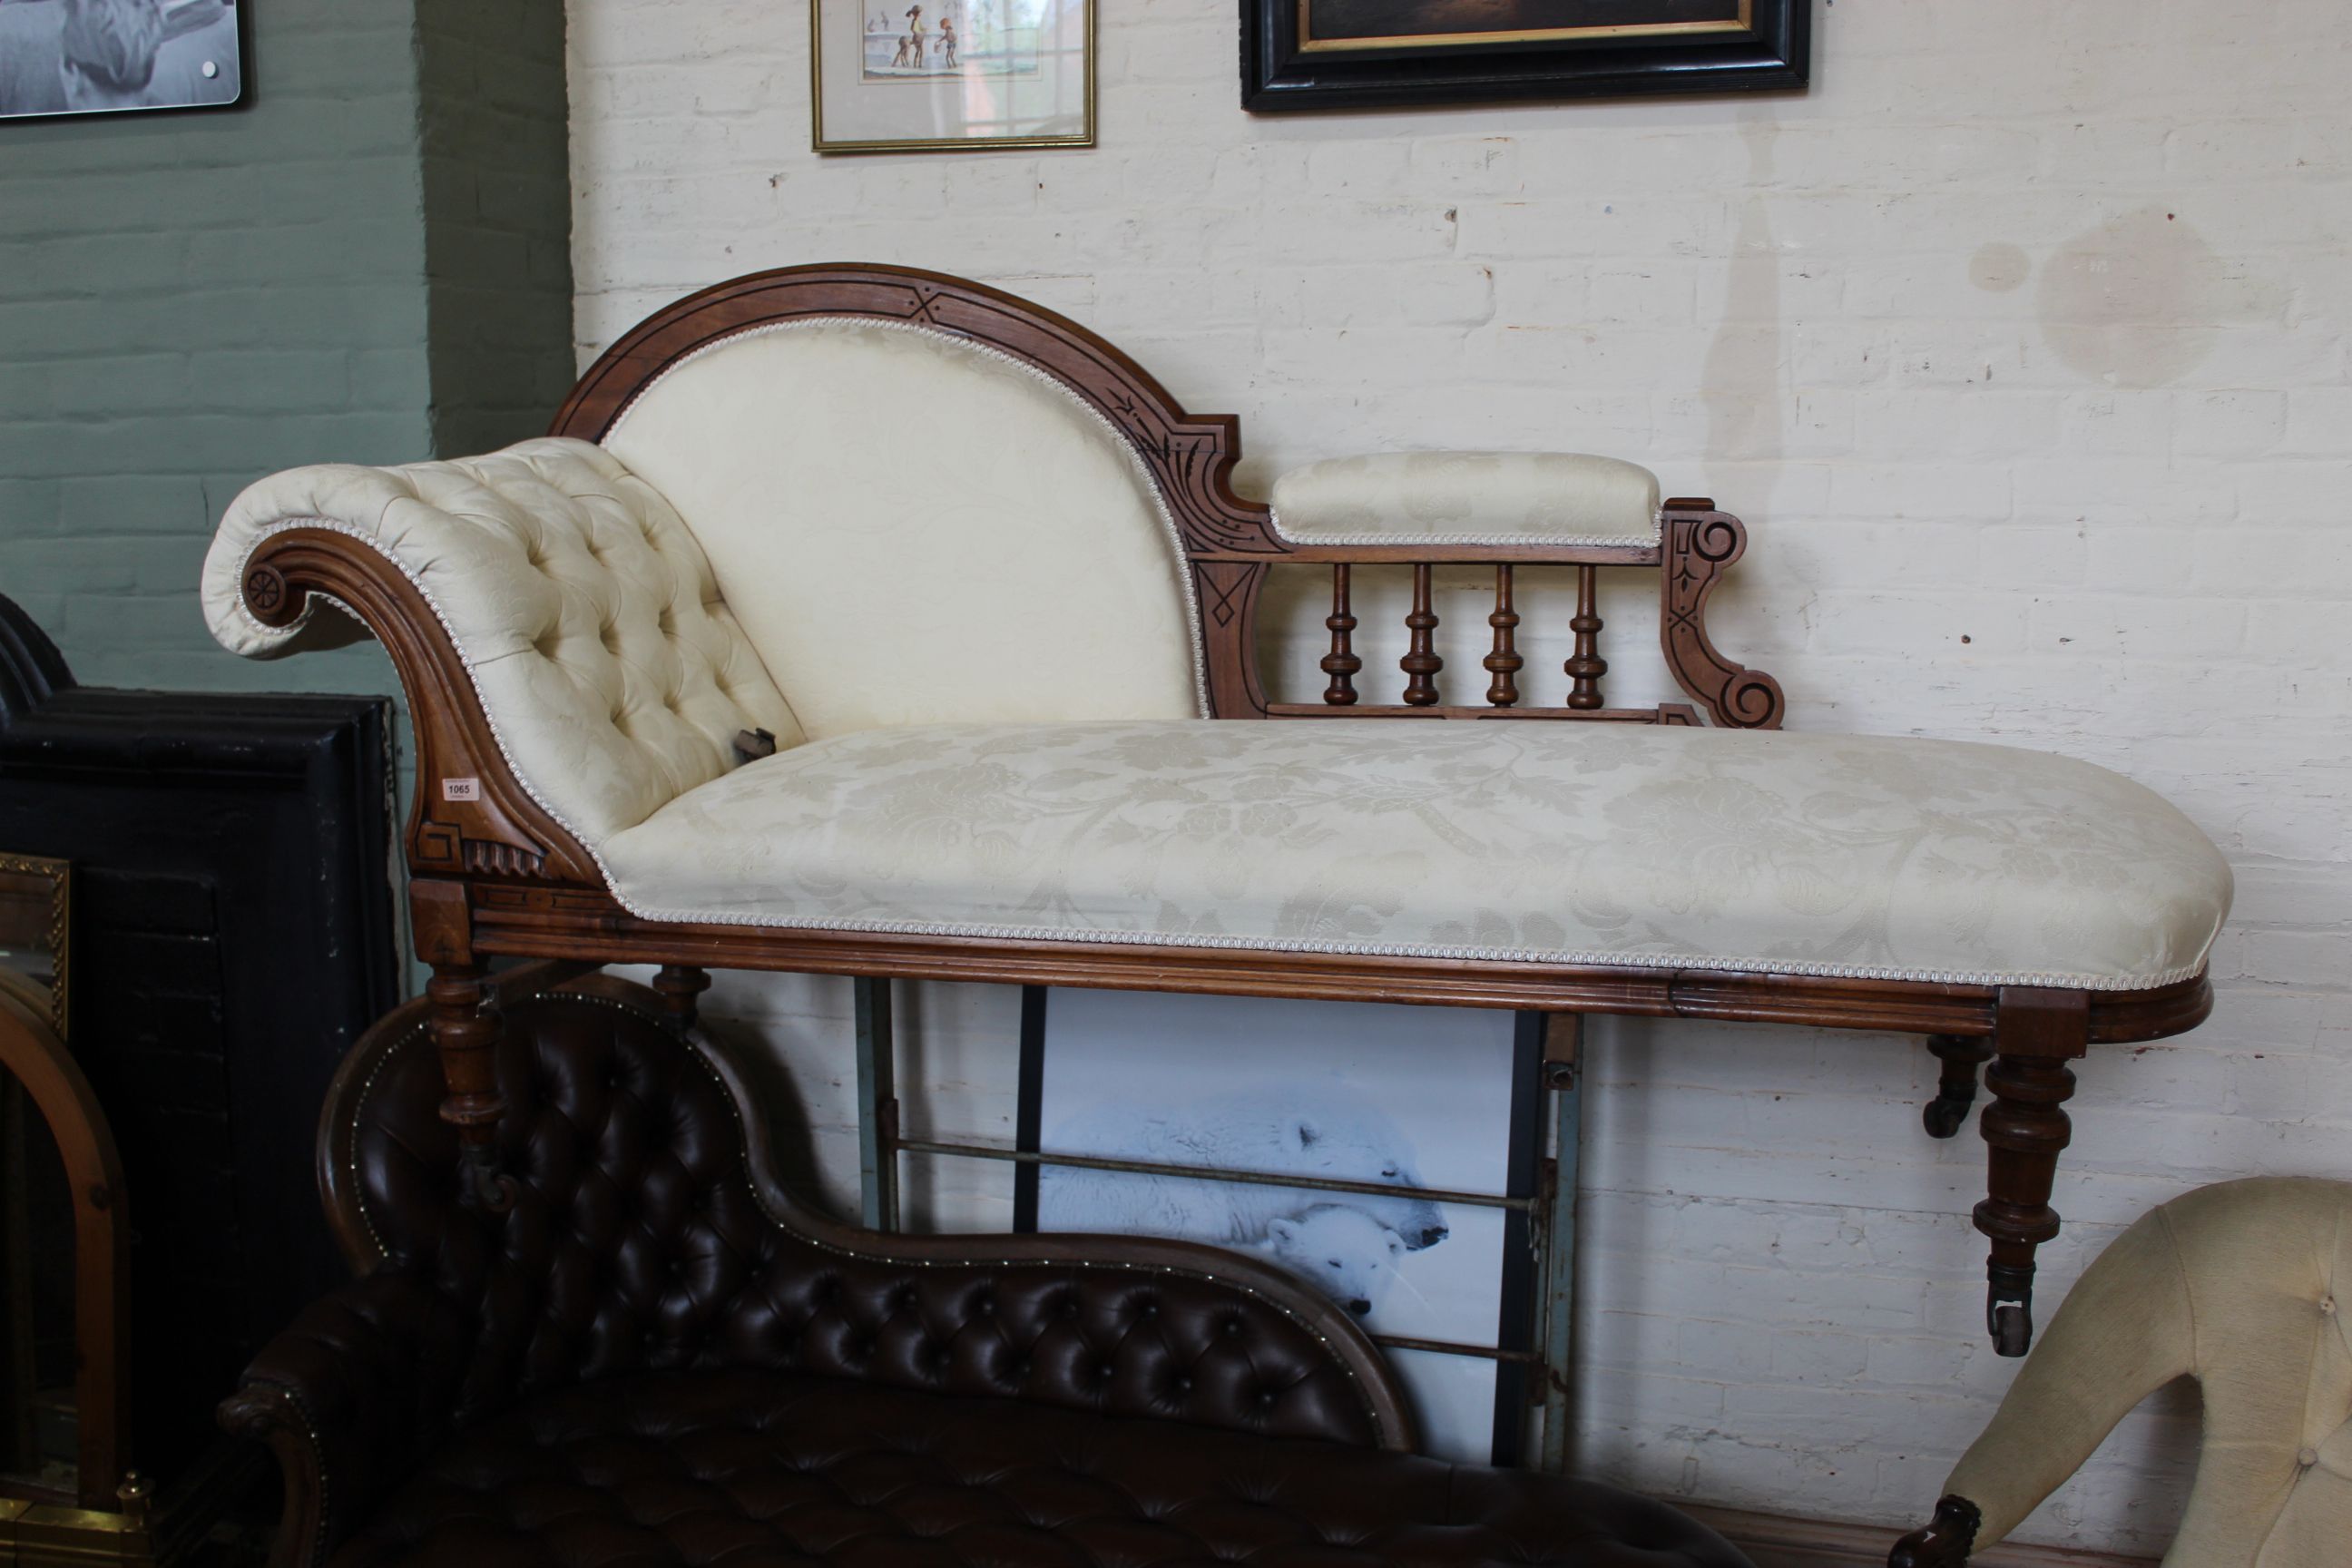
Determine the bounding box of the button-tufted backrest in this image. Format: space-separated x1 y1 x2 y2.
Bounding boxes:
599 318 1206 741
338 982 1387 1452
205 440 802 846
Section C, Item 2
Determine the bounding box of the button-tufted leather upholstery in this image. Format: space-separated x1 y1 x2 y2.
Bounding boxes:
201 439 801 844
330 985 1382 1445
338 1370 1743 1568
224 973 1749 1568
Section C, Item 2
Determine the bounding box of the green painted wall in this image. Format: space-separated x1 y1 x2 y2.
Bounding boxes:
0 0 572 694
418 0 574 462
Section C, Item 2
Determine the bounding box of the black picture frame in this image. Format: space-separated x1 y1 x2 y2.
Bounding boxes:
1011 985 1547 1465
0 0 249 125
1241 0 1808 113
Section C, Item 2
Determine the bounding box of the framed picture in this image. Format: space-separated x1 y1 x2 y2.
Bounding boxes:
811 0 1093 154
0 0 245 123
1014 987 1544 1465
1241 0 1808 112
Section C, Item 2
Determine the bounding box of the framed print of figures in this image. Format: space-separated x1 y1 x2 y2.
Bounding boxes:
1242 0 1808 112
1014 987 1544 1465
812 0 1093 153
0 0 245 122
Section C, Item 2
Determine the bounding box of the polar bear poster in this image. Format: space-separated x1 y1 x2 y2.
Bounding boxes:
1256 1205 1409 1317
1023 986 1536 1466
1035 1079 1449 1251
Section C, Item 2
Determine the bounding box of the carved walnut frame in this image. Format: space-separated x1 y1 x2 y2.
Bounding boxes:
232 265 2212 1356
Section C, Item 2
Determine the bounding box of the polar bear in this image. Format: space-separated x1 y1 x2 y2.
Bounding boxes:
1035 1080 1449 1251
1255 1204 1406 1318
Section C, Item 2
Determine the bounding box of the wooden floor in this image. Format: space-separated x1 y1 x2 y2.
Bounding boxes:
1678 1503 2159 1568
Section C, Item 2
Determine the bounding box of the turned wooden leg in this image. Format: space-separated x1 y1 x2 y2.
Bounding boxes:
1922 1034 1995 1138
427 962 516 1212
1971 987 2088 1357
653 964 712 1028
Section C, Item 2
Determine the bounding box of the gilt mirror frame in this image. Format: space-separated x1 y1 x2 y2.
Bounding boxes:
0 855 68 1043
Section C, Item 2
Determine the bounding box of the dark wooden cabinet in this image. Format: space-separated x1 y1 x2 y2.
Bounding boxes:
0 595 400 1485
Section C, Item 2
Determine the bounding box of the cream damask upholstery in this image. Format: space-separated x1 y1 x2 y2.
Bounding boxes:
599 720 2230 991
202 439 801 845
1935 1178 2352 1565
200 397 2230 991
1270 451 1661 545
600 318 1205 740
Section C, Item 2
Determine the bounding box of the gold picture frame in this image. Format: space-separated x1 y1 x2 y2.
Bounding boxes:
1297 0 1750 54
1244 0 1807 112
811 0 1095 154
0 856 67 1044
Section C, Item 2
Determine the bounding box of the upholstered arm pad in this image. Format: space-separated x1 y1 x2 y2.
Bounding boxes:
200 438 800 844
1269 452 1662 544
220 1268 492 1561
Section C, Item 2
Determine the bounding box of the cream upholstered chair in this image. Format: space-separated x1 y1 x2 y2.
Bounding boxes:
1893 1177 2352 1567
199 265 2231 1358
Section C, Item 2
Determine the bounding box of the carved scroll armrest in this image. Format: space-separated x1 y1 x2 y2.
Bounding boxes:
194 441 768 887
218 1269 487 1568
1659 502 1786 730
1192 504 1787 729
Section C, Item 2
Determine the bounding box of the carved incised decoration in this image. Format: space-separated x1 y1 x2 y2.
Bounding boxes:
1660 505 1787 730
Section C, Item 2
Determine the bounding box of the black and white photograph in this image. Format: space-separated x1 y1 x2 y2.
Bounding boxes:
1017 987 1541 1465
0 0 241 122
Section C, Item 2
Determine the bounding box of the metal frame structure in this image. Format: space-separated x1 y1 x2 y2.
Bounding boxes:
849 982 1591 1470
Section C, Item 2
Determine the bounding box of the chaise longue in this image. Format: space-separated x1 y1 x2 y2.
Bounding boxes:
222 962 1755 1567
197 263 2229 1555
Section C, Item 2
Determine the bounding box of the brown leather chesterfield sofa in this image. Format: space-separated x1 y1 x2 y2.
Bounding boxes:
220 966 1750 1568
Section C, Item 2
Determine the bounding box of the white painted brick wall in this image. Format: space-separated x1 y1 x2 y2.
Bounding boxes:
571 0 2352 1552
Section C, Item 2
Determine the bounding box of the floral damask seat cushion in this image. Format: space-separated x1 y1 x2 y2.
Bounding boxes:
597 719 2230 991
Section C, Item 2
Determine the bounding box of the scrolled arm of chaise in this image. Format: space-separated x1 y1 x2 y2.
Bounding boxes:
200 438 802 889
219 1268 494 1568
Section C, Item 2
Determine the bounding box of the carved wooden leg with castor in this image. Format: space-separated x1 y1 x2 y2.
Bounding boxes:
427 962 517 1212
653 964 712 1029
1887 1495 1981 1568
1922 1034 1994 1138
1971 987 2088 1357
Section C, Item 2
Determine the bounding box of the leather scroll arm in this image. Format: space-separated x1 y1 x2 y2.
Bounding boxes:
216 1385 329 1568
217 1268 487 1568
1658 504 1787 730
240 530 599 887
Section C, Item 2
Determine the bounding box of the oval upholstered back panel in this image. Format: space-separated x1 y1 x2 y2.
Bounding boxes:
345 987 1384 1450
601 320 1204 740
